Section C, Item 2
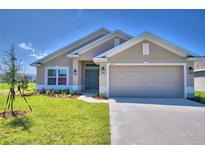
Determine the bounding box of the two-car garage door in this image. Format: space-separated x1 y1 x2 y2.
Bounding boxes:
109 66 184 98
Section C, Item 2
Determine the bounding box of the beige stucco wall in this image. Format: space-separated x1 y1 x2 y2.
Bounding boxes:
194 71 205 92
36 31 108 87
99 40 194 96
194 59 205 70
36 52 73 85
187 61 194 87
109 40 185 63
79 37 127 61
99 63 107 86
72 58 79 87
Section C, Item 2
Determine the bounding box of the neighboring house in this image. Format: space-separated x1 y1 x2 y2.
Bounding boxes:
0 73 36 83
17 73 36 82
194 58 205 92
31 28 202 98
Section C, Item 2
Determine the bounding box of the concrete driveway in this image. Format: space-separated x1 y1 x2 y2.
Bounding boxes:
109 98 205 144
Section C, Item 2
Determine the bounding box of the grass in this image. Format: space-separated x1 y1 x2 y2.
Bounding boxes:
195 91 205 103
0 83 36 91
195 91 205 98
0 95 110 144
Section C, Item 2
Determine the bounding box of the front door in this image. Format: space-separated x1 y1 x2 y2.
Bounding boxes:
85 68 99 91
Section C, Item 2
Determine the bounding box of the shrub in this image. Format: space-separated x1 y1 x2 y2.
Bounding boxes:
50 90 55 96
39 88 46 94
55 89 62 94
100 93 106 98
46 90 51 95
70 90 77 96
64 89 70 94
95 92 108 99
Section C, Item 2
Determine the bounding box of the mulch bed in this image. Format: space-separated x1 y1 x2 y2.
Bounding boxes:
0 110 29 118
92 96 108 100
45 94 82 99
16 93 82 99
188 97 205 105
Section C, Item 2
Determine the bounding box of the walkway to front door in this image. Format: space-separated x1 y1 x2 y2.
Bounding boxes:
78 92 109 103
85 66 99 91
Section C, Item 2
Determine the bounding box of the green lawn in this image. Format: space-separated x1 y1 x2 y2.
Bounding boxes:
195 91 205 98
0 83 36 91
0 95 110 144
195 91 205 102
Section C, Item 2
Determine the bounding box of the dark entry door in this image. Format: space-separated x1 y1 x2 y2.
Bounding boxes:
85 69 99 91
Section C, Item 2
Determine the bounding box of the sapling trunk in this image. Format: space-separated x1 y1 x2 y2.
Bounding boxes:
1 45 33 118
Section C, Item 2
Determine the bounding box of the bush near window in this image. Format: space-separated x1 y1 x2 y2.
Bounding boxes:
36 89 80 98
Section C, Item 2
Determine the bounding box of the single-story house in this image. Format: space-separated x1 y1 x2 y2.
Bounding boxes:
194 58 205 92
31 28 202 98
18 73 36 82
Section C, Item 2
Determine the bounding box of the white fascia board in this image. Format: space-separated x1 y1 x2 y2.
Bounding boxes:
93 57 108 63
70 30 133 56
30 63 42 67
185 57 204 61
194 68 205 72
30 63 37 67
66 54 79 58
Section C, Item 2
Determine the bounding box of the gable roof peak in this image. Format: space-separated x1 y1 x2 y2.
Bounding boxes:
30 28 111 66
95 27 111 33
142 31 152 34
112 29 134 38
95 31 199 59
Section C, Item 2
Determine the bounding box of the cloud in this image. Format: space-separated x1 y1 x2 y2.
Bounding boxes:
30 52 47 59
18 42 48 59
18 42 35 52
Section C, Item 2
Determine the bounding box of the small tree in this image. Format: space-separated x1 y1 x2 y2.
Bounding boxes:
1 45 32 117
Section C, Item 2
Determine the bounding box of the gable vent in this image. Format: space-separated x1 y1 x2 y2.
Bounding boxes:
142 43 149 55
114 38 120 46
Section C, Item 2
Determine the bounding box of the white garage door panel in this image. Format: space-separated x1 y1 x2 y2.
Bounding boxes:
109 66 184 98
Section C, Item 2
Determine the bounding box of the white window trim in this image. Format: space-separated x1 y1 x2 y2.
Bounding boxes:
106 63 187 98
45 66 69 86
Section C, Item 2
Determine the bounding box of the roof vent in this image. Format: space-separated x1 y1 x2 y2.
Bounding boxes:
142 43 149 55
114 38 120 47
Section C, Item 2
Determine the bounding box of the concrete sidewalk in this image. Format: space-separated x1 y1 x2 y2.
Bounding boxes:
78 92 109 103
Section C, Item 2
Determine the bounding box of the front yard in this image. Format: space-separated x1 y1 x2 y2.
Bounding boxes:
0 95 110 144
194 91 205 103
0 83 36 90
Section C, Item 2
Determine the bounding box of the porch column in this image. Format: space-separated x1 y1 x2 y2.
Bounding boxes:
72 58 80 92
99 62 108 96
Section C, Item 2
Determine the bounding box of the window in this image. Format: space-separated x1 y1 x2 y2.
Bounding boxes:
47 67 68 85
58 69 67 85
48 69 56 85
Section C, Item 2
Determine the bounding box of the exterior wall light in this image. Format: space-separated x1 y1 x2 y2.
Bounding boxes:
74 69 77 75
188 66 194 74
101 66 105 74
